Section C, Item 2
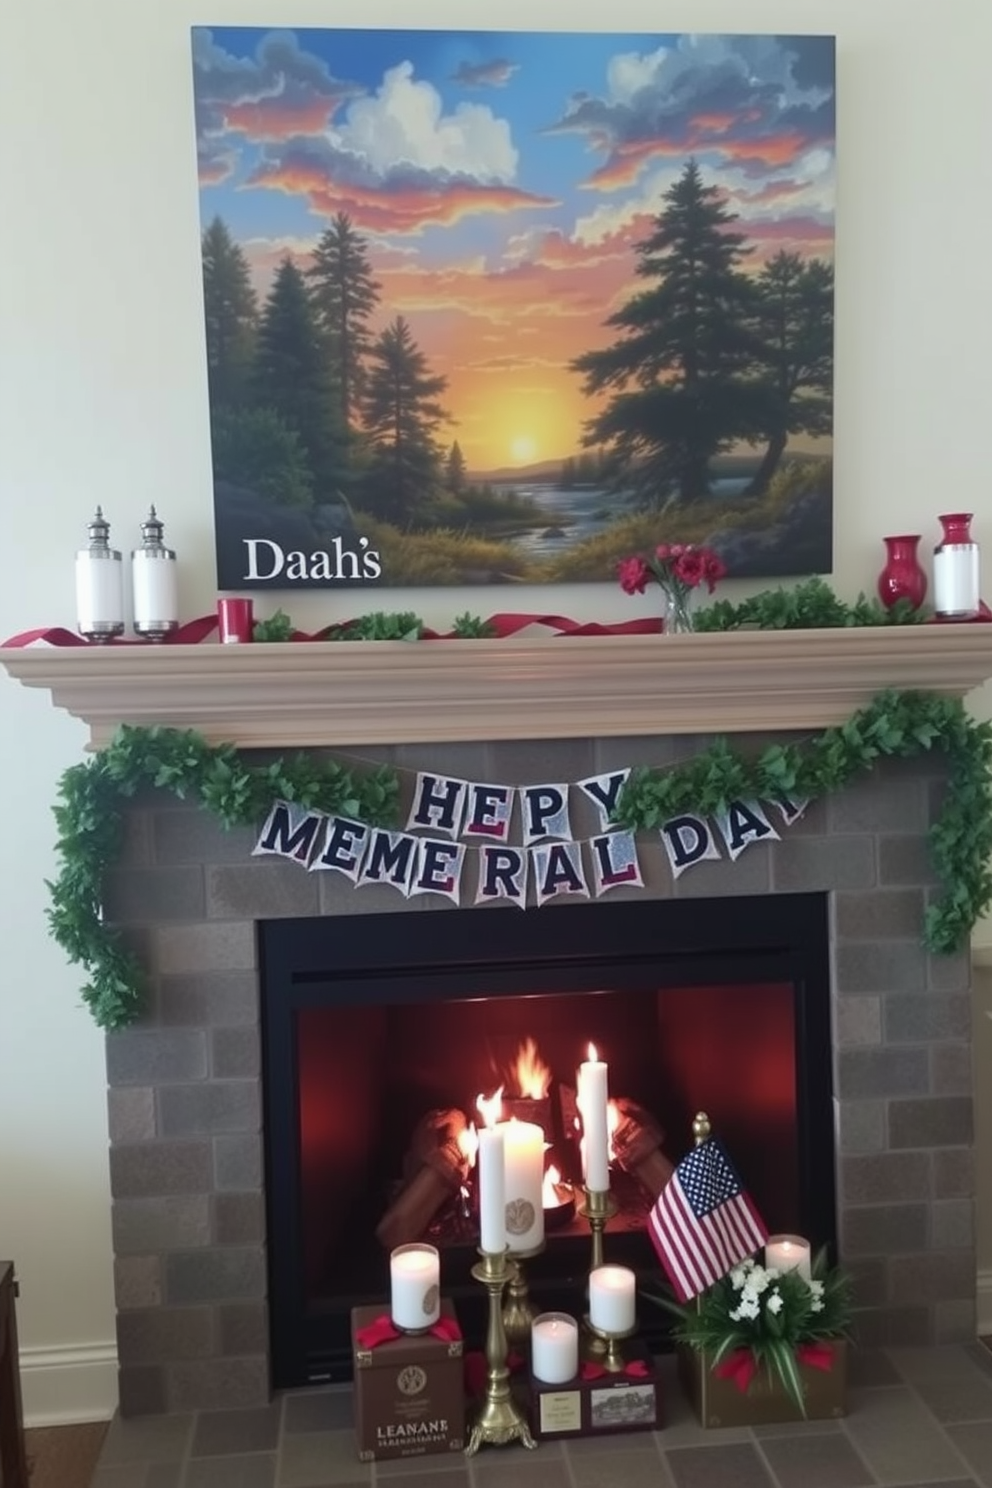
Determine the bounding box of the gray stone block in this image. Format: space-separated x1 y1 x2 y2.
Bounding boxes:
107 1030 208 1087
104 866 206 925
934 1298 978 1343
829 773 927 833
154 809 258 866
842 1203 928 1255
108 1087 157 1143
488 737 596 786
593 735 682 772
772 836 875 892
837 1047 929 1099
157 922 256 976
206 861 319 921
110 1142 213 1199
318 870 423 917
117 1306 215 1363
213 1193 265 1245
157 971 259 1028
840 1151 929 1205
767 795 829 837
214 1134 263 1190
845 1256 888 1306
675 846 771 897
884 995 971 1042
930 1198 975 1249
834 942 927 994
862 1307 932 1347
836 1099 886 1154
889 1096 973 1148
115 1256 163 1311
218 1302 268 1357
394 739 490 780
118 1365 168 1418
113 1196 211 1254
165 1247 266 1305
117 810 153 869
928 952 971 993
834 890 926 939
878 835 938 886
834 996 881 1046
158 1081 260 1138
930 1044 973 1096
932 1147 975 1199
889 1249 977 1304
166 1357 269 1414
211 1027 261 1079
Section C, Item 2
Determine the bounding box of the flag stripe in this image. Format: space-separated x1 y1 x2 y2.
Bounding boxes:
647 1138 769 1303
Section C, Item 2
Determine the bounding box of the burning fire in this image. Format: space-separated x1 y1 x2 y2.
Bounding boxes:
475 1087 503 1130
607 1099 621 1164
512 1037 552 1099
457 1123 479 1168
542 1163 568 1208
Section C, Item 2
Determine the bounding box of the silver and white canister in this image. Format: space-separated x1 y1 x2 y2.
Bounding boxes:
75 507 125 642
131 506 179 641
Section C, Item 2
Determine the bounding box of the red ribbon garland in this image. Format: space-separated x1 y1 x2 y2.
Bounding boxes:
713 1341 836 1394
580 1358 651 1382
353 1314 462 1350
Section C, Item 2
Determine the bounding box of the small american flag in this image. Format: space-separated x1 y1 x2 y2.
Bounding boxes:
647 1137 768 1302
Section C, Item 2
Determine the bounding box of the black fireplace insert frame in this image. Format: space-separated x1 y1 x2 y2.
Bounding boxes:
260 892 835 1388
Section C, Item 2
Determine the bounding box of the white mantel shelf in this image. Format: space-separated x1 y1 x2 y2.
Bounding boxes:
3 627 992 750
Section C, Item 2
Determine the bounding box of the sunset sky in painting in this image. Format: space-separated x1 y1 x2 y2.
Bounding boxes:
192 28 835 472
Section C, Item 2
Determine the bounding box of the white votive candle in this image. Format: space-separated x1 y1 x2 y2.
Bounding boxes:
531 1312 579 1384
765 1234 812 1283
478 1125 506 1254
501 1120 545 1252
389 1243 440 1330
589 1264 636 1334
577 1046 610 1192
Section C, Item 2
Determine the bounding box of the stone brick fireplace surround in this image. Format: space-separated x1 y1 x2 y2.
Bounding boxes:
4 627 992 1420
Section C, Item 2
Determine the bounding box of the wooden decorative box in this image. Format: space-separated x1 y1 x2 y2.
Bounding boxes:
351 1301 465 1462
678 1340 847 1429
529 1338 661 1441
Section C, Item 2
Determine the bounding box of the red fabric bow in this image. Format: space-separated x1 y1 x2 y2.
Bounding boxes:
580 1358 651 1382
713 1341 836 1394
354 1314 462 1350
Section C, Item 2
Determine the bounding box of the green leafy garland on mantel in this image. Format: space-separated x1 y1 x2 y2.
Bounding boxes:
47 691 992 1033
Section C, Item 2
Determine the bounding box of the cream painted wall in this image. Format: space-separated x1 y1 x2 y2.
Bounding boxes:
1 0 991 1423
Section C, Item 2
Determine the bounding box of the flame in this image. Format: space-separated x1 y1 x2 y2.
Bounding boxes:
542 1163 565 1207
457 1123 479 1168
587 1042 599 1063
513 1037 552 1099
476 1088 503 1130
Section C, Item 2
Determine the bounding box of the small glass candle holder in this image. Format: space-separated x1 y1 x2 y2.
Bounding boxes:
531 1312 579 1384
389 1243 440 1333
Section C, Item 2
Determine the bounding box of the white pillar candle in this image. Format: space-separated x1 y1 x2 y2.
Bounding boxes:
764 1234 812 1283
478 1125 506 1254
531 1312 579 1384
577 1045 610 1192
389 1244 440 1330
501 1119 545 1252
589 1265 636 1334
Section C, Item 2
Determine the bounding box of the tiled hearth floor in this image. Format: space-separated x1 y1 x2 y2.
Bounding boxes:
90 1344 992 1488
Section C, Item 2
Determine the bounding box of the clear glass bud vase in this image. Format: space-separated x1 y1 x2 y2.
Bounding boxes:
663 586 695 634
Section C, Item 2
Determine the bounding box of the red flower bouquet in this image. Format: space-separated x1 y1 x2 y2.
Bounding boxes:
618 544 727 632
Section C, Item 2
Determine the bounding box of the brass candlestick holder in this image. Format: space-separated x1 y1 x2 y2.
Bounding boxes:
583 1318 637 1374
465 1248 537 1455
502 1239 545 1349
578 1185 617 1273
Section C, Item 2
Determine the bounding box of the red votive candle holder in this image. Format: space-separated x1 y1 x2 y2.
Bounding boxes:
217 597 254 644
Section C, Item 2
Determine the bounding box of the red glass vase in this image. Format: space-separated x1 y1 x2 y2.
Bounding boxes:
877 535 927 611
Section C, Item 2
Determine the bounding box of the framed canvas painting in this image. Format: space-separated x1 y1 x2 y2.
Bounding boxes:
192 28 835 591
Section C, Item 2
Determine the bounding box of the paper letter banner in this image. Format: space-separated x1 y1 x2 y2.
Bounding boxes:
531 840 589 906
406 773 468 838
659 814 721 879
311 817 369 881
713 800 779 861
770 794 809 827
589 831 643 895
359 829 418 895
577 770 631 833
410 838 467 905
476 846 528 907
462 782 514 841
253 800 325 866
521 784 572 845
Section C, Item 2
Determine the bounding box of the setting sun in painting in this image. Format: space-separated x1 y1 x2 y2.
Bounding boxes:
192 28 835 591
